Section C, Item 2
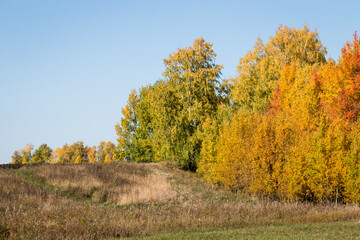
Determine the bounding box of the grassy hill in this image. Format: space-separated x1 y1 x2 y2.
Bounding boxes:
1 162 360 239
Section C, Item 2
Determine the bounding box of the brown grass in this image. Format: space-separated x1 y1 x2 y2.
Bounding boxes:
1 162 360 239
30 163 176 205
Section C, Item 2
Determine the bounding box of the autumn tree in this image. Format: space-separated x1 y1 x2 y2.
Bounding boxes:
33 142 111 164
49 150 57 164
104 141 116 163
199 26 333 201
32 144 52 163
98 141 115 163
52 142 86 164
70 141 86 164
88 146 97 163
21 144 34 164
231 25 327 112
197 103 233 181
199 31 360 202
11 151 22 164
56 144 70 164
335 32 360 122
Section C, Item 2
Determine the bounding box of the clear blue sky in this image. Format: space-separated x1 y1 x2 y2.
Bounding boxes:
0 0 358 163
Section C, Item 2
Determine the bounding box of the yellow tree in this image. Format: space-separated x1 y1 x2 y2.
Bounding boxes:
21 144 34 164
104 141 115 163
88 146 97 163
49 150 57 164
56 144 71 164
98 141 115 163
197 103 233 183
232 25 327 113
75 155 83 164
69 141 85 164
104 153 112 163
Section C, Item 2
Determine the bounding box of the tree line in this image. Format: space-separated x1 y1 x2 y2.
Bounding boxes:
11 141 115 164
12 25 360 203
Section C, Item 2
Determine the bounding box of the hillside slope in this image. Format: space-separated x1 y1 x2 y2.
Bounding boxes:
1 162 360 239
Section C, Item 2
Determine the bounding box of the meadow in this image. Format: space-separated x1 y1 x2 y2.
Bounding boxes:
1 162 360 239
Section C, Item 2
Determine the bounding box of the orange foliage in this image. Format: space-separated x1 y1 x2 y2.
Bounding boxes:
199 32 360 203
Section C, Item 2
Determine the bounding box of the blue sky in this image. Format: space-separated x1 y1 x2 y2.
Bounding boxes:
0 0 359 163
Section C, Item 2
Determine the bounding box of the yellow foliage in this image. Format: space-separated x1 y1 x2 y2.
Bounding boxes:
49 150 57 164
198 48 358 202
75 155 83 164
104 153 113 163
88 146 97 164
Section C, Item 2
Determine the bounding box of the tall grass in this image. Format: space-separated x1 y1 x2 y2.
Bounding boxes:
28 163 176 205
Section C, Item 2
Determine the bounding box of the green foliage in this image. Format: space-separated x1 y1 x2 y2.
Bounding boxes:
97 141 115 163
32 144 52 163
151 38 225 170
115 38 226 170
11 151 22 164
115 85 154 162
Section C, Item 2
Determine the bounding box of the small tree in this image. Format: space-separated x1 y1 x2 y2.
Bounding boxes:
32 144 52 163
11 151 22 164
21 144 33 164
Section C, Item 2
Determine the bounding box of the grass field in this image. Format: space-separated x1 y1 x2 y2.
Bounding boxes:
126 221 360 240
1 162 360 239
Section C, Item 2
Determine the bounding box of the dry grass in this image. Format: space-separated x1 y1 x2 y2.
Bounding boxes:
30 163 176 205
1 162 360 239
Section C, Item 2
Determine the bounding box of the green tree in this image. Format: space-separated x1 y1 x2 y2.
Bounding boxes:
32 144 52 163
11 150 22 164
153 37 225 170
115 90 140 161
115 85 154 162
70 141 86 164
150 80 181 163
98 141 115 163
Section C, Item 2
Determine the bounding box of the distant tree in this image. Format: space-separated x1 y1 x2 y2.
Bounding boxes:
104 153 112 163
87 146 97 163
58 144 71 164
21 144 33 164
49 150 57 164
32 144 52 163
98 141 115 163
69 141 85 163
11 150 22 164
74 155 84 164
56 144 73 164
54 147 63 164
97 141 106 163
